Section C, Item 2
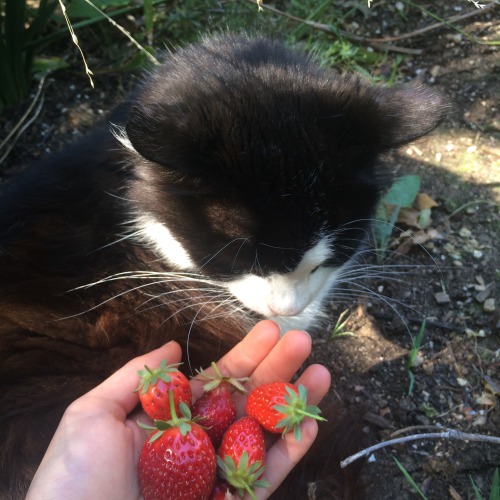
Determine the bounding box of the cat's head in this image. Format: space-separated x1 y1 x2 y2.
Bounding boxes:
121 35 445 329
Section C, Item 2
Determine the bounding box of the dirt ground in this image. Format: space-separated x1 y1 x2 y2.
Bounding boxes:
0 1 498 499
311 3 500 498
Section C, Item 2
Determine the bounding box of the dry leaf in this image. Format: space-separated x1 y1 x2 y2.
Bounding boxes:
448 484 462 500
476 394 496 406
416 193 439 210
397 207 421 228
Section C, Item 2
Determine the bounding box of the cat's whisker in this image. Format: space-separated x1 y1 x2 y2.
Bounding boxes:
332 282 421 337
231 236 252 273
62 272 229 320
198 237 251 272
71 270 224 291
137 287 233 311
184 294 249 373
90 228 142 253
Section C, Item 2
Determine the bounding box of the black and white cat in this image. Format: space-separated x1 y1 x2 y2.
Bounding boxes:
0 34 444 498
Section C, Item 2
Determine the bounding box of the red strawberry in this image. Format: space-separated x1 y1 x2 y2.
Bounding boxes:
217 416 269 499
245 382 325 440
193 362 247 448
209 478 236 499
135 359 191 420
138 391 216 500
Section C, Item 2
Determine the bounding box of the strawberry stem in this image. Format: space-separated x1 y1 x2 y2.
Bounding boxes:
243 483 257 500
195 361 249 393
273 384 326 441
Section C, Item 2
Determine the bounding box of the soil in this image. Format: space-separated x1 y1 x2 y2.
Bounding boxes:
0 1 498 499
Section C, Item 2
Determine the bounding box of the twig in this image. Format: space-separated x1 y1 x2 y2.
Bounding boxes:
0 76 47 166
246 0 422 55
446 200 497 221
340 429 500 468
249 1 497 51
363 2 497 43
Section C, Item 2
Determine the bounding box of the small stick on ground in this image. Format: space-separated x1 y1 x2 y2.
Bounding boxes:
341 429 500 468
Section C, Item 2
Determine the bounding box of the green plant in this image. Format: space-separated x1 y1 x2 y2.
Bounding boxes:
0 0 59 114
0 0 161 114
331 309 355 339
395 458 499 500
419 401 438 418
407 318 426 396
471 469 500 500
373 174 421 263
278 0 386 72
393 457 427 499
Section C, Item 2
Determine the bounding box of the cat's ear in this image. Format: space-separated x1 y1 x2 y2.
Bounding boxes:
125 102 208 175
375 86 447 148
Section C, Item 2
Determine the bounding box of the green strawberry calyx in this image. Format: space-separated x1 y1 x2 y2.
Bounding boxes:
135 359 182 395
273 384 326 441
196 361 249 393
217 452 269 500
138 390 193 440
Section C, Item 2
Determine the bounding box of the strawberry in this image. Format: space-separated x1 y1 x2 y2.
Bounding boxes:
217 416 269 499
193 362 247 448
209 478 236 499
135 359 191 420
138 391 216 500
245 382 325 441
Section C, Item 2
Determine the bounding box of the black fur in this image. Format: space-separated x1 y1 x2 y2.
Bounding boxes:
0 34 444 498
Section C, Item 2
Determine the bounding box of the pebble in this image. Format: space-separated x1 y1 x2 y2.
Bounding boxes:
459 227 473 238
483 298 496 313
473 249 483 260
475 282 494 302
399 398 416 411
435 291 451 304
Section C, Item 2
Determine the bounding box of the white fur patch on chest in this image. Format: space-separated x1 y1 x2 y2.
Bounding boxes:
132 220 339 331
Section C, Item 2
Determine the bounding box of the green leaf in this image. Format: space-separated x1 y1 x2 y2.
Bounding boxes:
293 424 302 441
470 475 484 500
393 457 428 500
33 56 69 77
490 468 499 500
383 175 421 209
373 174 421 262
65 0 131 19
417 207 432 229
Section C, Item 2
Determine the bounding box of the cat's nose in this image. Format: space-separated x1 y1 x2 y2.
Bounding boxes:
268 281 309 316
268 303 305 316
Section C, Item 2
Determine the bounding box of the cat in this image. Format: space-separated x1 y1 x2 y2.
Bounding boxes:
0 34 445 498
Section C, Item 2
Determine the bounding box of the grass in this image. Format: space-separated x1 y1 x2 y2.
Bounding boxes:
0 0 59 114
2 0 421 114
394 457 427 499
407 318 426 396
395 458 500 500
4 0 493 114
330 309 355 339
471 468 500 500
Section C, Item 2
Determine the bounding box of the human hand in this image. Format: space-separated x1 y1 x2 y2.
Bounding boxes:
26 320 331 500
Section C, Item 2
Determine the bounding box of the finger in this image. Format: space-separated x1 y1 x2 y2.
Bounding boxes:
255 418 318 500
295 364 332 405
243 330 312 391
231 330 315 415
191 320 280 400
86 341 183 415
